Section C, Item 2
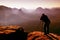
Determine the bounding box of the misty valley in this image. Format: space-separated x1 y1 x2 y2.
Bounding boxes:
0 5 60 40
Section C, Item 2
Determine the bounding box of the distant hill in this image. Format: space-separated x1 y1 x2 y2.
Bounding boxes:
0 5 30 25
0 5 60 25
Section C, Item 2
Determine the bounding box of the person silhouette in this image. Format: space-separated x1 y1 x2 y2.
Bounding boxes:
40 14 50 35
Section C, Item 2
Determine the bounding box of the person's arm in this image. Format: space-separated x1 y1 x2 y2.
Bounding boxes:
40 15 43 20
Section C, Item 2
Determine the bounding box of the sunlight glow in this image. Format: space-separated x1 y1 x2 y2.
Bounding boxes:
0 0 60 9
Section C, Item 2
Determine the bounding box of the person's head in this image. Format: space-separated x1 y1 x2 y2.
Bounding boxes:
42 13 45 16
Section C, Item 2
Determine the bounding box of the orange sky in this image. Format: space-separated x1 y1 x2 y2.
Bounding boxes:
0 0 60 9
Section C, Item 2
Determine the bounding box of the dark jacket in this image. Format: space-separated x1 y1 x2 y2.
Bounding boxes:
40 14 50 23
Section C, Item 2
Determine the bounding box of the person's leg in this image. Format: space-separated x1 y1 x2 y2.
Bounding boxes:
46 23 50 34
44 23 47 35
